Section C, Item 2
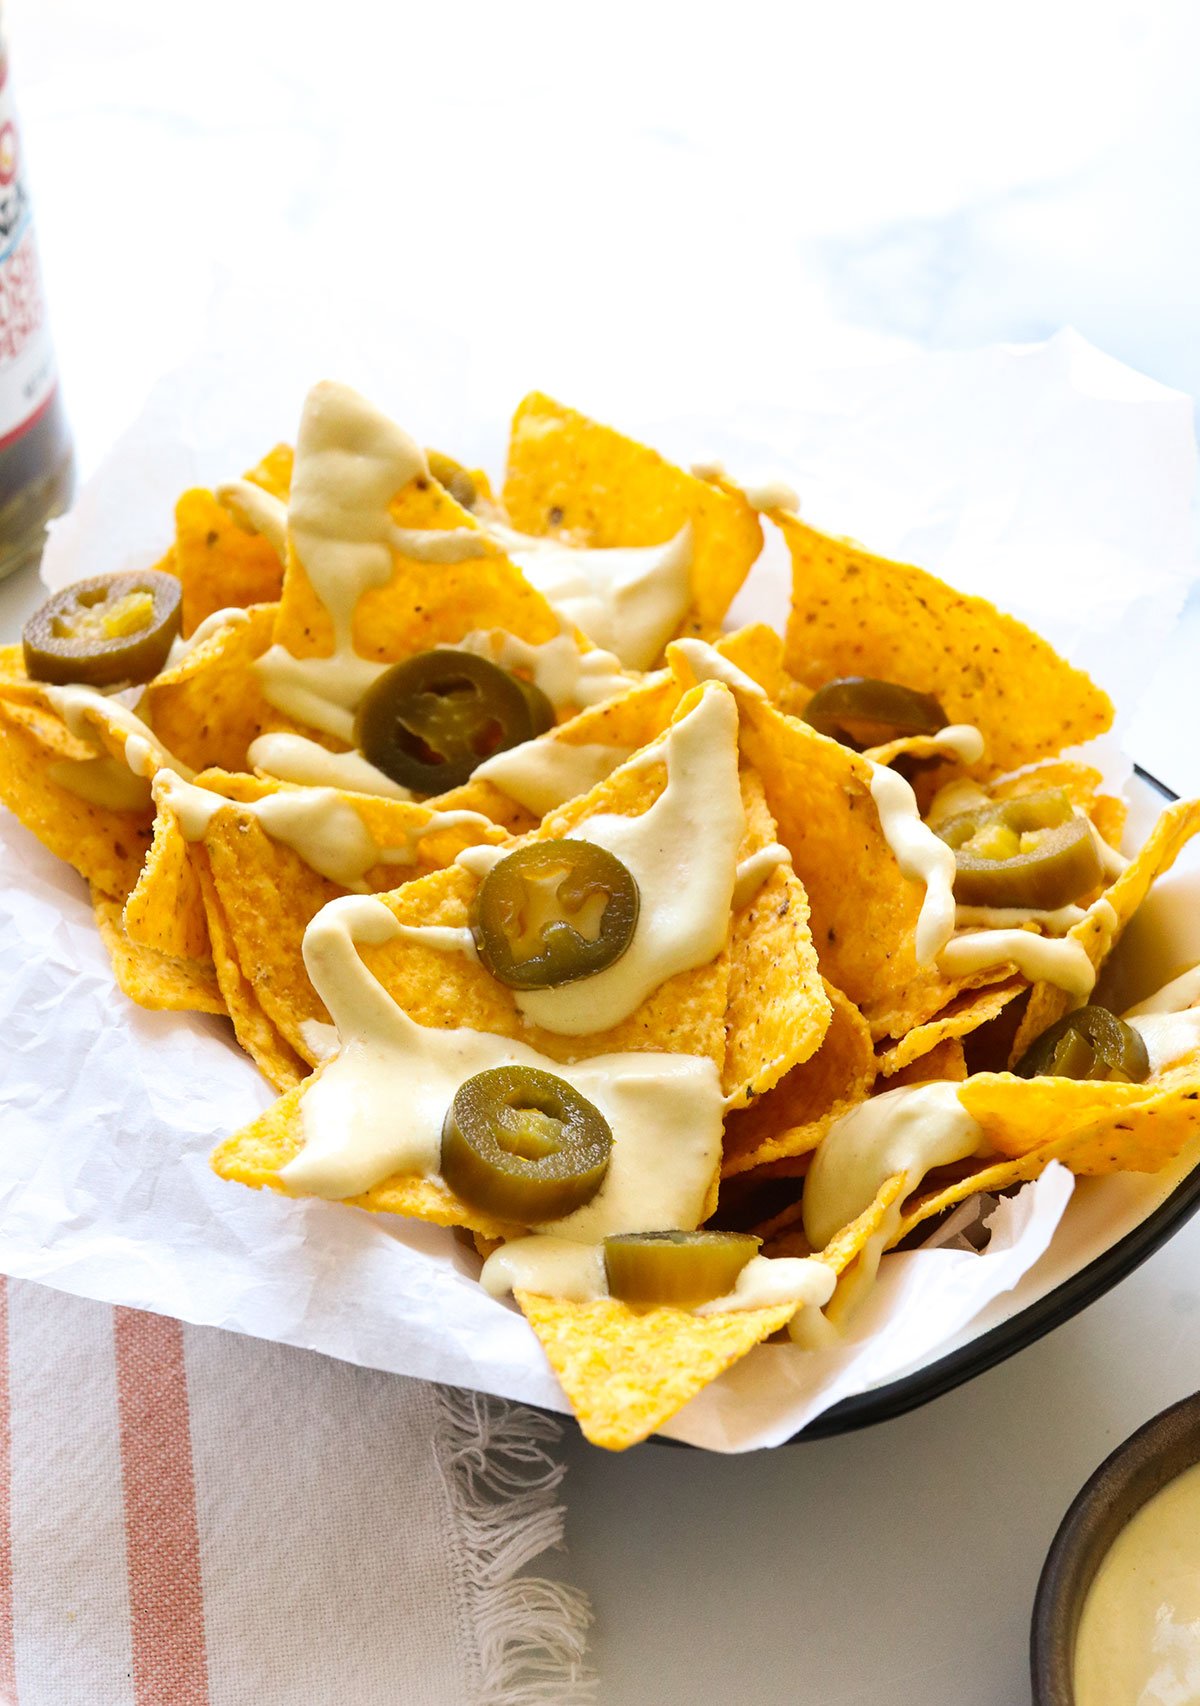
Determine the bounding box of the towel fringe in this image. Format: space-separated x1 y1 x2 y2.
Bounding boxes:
434 1385 597 1705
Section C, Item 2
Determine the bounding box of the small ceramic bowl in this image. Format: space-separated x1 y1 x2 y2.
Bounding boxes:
1031 1388 1200 1704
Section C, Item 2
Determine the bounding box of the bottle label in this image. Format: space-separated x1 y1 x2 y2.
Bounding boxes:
0 62 57 447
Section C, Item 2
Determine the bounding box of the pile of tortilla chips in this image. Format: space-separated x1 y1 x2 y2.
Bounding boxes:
3 383 1200 1452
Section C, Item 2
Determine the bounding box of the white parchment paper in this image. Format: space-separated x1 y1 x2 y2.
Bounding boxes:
7 325 1198 1450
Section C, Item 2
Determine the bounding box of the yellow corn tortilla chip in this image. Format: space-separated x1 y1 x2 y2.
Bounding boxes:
90 885 223 1016
211 1081 520 1240
123 798 209 963
194 854 307 1093
876 978 1024 1078
900 1051 1200 1240
722 770 830 1106
1010 797 1200 1064
780 512 1113 774
0 691 153 898
735 690 1006 1038
141 602 284 774
884 1036 968 1085
721 982 875 1176
274 466 564 668
515 1290 795 1451
193 771 511 1063
503 392 763 644
174 488 284 637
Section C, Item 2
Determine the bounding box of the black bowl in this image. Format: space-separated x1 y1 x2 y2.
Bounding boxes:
1031 1387 1200 1704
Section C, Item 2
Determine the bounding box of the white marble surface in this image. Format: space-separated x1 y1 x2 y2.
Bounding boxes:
5 4 1200 1701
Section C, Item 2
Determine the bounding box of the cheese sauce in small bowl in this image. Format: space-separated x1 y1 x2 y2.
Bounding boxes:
1032 1390 1200 1705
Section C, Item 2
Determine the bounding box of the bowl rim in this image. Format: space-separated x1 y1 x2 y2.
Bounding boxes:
1030 1385 1200 1705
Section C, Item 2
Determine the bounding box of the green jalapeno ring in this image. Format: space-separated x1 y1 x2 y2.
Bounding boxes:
802 677 948 751
354 649 539 793
1013 1005 1151 1084
513 674 555 739
604 1230 762 1308
23 570 183 687
471 839 640 990
937 788 1104 910
441 1064 613 1223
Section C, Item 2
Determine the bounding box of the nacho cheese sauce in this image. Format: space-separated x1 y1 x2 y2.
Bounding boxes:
696 1255 835 1314
667 637 767 699
43 684 195 786
513 686 744 1036
215 479 288 560
732 842 790 909
1127 1008 1200 1075
488 521 694 672
1074 1459 1200 1706
802 1081 984 1251
868 761 957 965
473 739 635 816
46 756 152 813
1126 964 1200 1018
255 382 432 742
166 605 252 669
154 769 494 891
928 723 985 764
248 732 414 801
458 624 632 711
939 897 1117 1001
282 894 724 1207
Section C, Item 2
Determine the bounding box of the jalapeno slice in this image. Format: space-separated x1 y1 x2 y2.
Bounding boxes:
1013 1005 1150 1084
604 1231 761 1307
471 840 639 990
23 570 182 687
937 788 1103 909
354 649 541 792
441 1065 612 1222
513 674 555 739
802 677 947 750
426 451 478 512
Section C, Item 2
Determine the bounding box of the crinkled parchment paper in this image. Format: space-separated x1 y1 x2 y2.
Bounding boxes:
5 324 1196 1450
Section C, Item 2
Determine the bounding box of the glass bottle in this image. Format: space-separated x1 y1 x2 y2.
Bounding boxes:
0 6 72 582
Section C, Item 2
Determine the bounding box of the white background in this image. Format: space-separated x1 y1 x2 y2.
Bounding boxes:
4 3 1200 1700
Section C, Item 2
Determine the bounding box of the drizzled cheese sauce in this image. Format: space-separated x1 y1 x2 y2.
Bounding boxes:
667 637 767 699
458 625 632 711
512 686 744 1037
473 740 635 816
802 1082 984 1251
154 769 494 891
216 479 288 559
489 522 694 672
868 761 957 965
1125 964 1200 1018
43 684 194 786
248 732 413 801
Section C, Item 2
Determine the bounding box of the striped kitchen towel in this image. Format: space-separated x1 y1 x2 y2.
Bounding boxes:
0 1278 594 1706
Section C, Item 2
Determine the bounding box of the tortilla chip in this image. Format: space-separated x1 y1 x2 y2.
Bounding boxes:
210 1081 521 1240
735 692 1002 1037
123 800 209 963
722 983 875 1176
780 513 1113 774
174 488 284 637
515 1289 795 1451
884 1036 968 1085
245 443 294 500
90 885 223 1016
194 854 307 1093
274 466 563 667
900 1052 1200 1239
1010 797 1200 1063
0 691 153 897
141 603 283 774
194 771 511 1062
503 392 763 644
876 978 1024 1077
722 771 830 1107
